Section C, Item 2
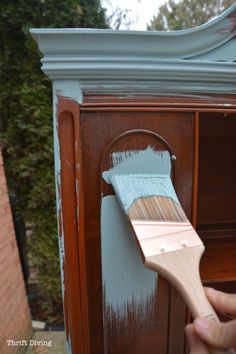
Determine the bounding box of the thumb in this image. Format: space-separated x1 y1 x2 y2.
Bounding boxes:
185 324 209 354
193 317 236 349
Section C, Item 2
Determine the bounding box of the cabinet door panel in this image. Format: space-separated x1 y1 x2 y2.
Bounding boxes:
80 111 194 354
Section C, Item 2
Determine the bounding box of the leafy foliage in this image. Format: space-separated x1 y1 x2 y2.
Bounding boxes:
102 0 133 29
148 0 235 31
0 0 108 323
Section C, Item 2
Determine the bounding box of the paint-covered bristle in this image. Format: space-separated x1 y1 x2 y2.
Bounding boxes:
110 174 187 222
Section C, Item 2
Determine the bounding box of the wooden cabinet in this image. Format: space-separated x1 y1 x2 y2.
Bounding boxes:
31 9 236 352
57 95 236 354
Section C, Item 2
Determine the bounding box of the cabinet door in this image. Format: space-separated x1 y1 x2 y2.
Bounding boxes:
80 111 195 354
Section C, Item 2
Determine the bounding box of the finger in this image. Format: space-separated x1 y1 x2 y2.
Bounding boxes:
193 317 236 349
185 324 210 354
205 288 236 316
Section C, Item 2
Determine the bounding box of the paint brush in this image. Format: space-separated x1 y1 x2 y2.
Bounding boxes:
110 173 235 354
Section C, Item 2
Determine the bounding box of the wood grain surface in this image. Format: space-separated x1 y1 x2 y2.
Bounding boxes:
57 94 236 354
80 110 195 354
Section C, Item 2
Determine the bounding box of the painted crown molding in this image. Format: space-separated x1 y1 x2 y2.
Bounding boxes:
31 3 236 94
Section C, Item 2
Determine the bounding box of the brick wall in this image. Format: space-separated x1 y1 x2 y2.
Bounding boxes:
0 148 32 353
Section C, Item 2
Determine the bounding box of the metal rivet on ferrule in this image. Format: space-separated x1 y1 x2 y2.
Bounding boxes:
171 154 177 162
182 242 187 248
160 248 165 252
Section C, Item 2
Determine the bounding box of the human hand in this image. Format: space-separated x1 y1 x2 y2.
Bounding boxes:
185 287 236 354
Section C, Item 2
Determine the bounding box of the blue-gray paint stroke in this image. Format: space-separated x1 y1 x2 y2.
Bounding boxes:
103 148 171 184
101 196 156 309
101 147 172 310
110 174 179 213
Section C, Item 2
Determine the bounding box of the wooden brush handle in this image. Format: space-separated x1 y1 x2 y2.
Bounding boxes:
180 280 234 354
145 245 235 354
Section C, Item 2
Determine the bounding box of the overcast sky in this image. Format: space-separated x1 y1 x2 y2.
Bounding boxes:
101 0 168 30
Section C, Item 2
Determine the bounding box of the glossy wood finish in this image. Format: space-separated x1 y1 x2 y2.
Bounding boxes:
192 113 199 228
168 287 187 354
201 244 236 282
198 112 236 228
82 93 236 112
57 95 236 354
80 110 195 354
58 98 90 354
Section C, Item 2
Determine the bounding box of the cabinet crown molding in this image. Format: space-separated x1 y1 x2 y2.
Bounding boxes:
31 3 236 94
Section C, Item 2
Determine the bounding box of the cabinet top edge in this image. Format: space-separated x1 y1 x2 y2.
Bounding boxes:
31 4 236 95
30 4 236 62
30 3 236 38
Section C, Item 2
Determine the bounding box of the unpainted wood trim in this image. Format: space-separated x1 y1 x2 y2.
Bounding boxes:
81 106 236 113
192 113 200 228
58 97 90 354
81 94 236 111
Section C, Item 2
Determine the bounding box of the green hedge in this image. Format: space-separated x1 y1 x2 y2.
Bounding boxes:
0 0 108 324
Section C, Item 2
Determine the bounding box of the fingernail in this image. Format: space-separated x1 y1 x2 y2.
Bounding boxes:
205 287 217 295
194 318 211 331
205 287 220 299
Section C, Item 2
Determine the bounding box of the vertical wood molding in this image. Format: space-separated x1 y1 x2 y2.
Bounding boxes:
183 112 200 354
192 112 200 228
57 97 90 354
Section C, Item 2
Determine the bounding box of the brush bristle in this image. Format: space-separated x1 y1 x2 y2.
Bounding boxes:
128 195 187 221
110 174 187 222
